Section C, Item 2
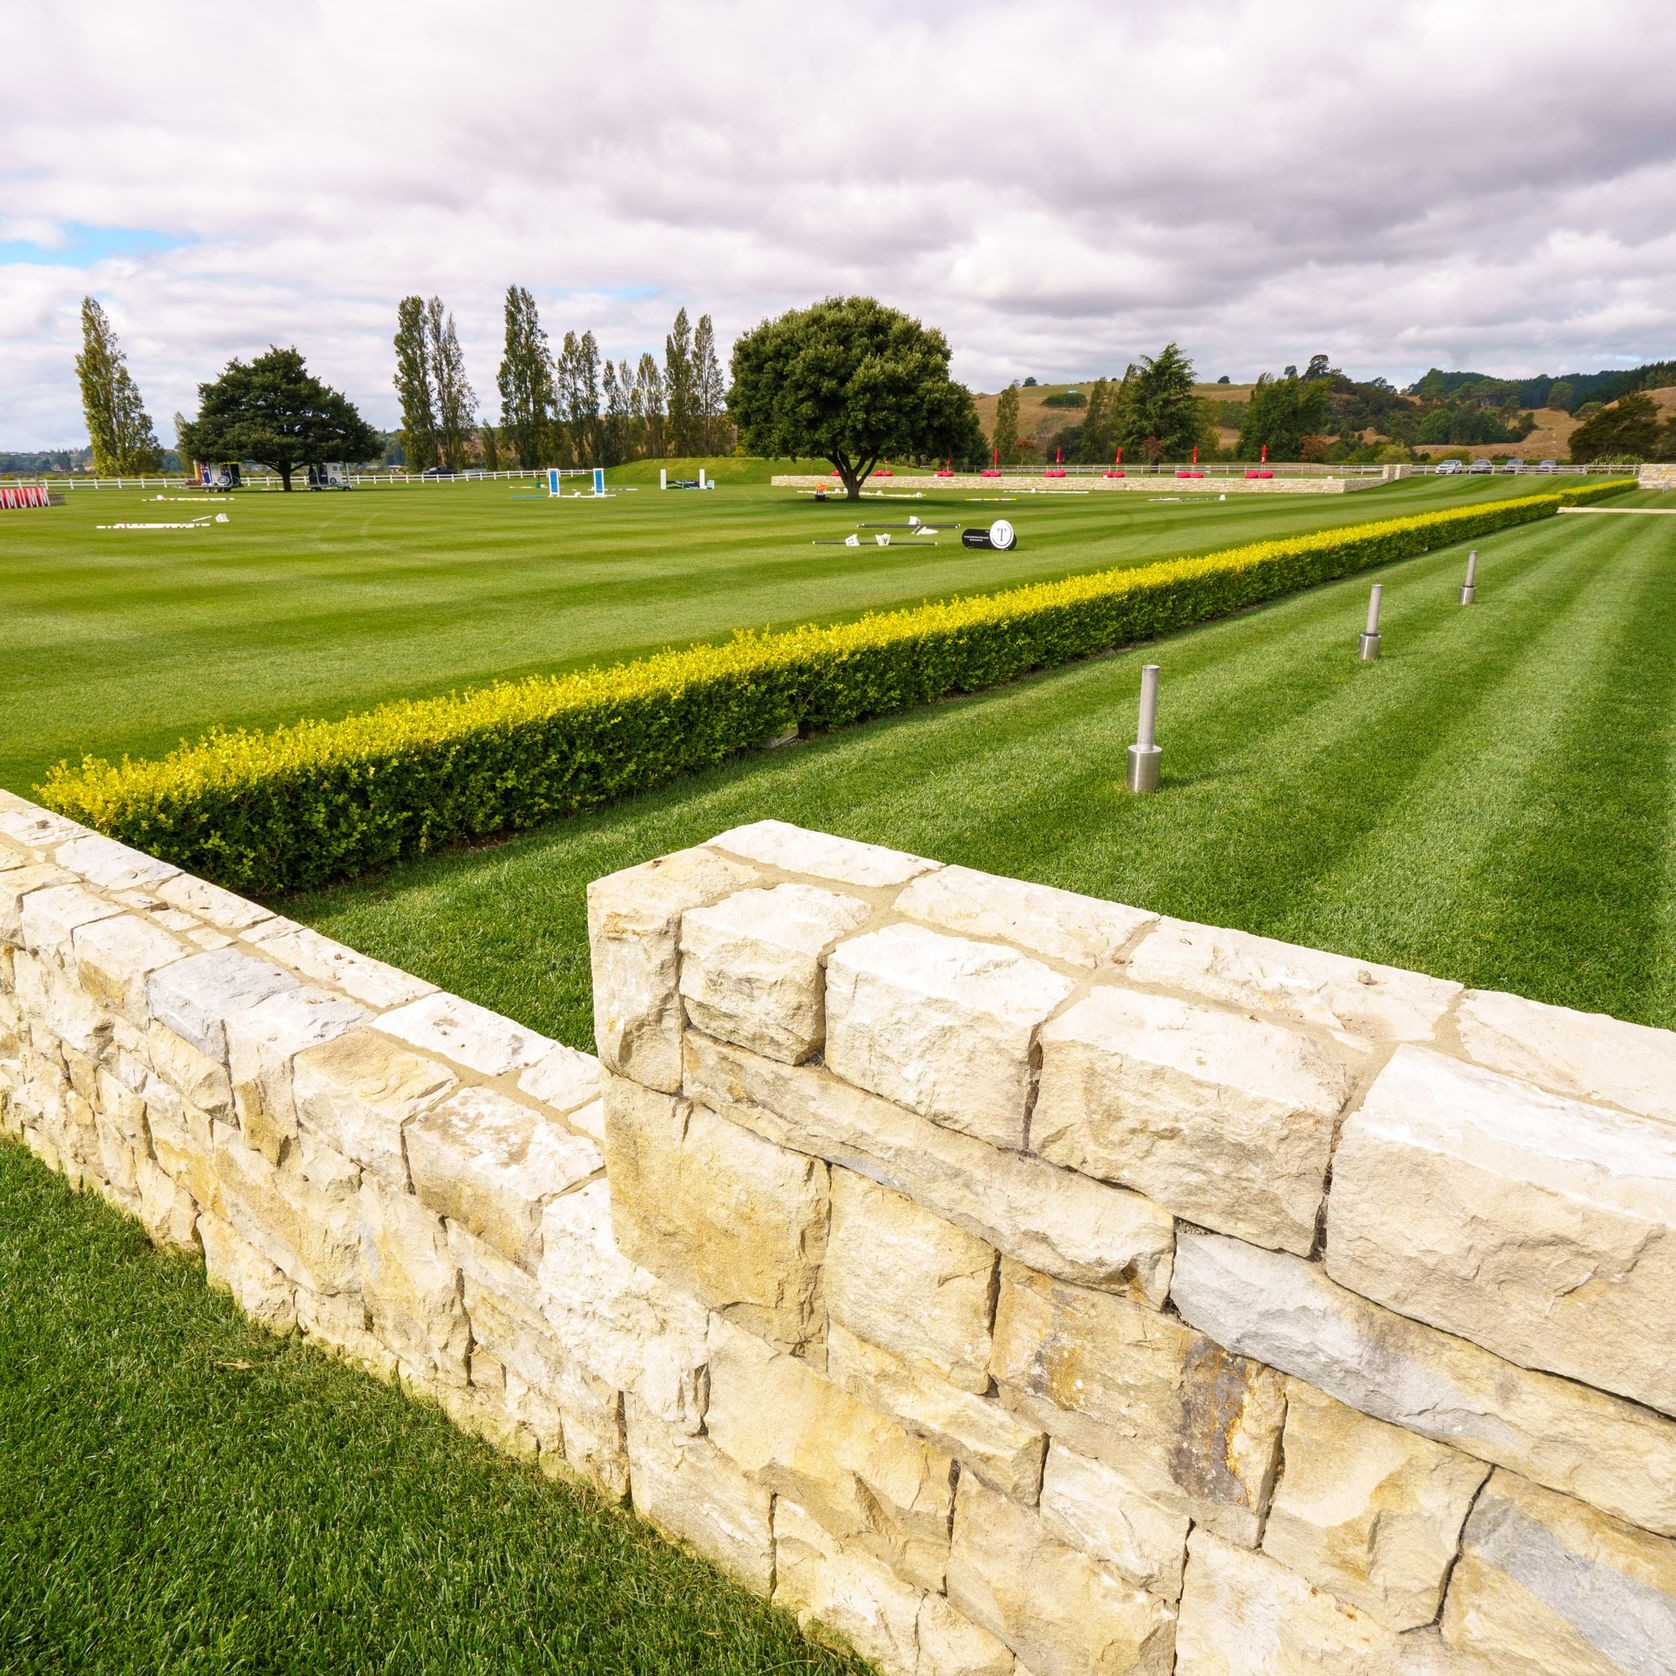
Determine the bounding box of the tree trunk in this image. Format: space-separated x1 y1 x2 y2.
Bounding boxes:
279 464 293 491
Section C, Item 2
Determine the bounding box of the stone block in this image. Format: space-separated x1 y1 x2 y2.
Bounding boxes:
825 923 1075 1149
292 1029 457 1191
946 1476 1177 1676
70 913 188 1024
450 1221 570 1392
54 833 178 893
146 946 300 1060
0 802 87 853
377 991 553 1078
515 1042 602 1120
678 882 871 1062
358 1180 470 1386
826 1168 997 1392
709 820 938 888
1326 1045 1676 1415
214 1124 360 1295
536 1180 710 1433
685 1031 1174 1303
706 1316 955 1591
246 921 434 1009
1441 1472 1676 1675
407 1083 601 1267
294 1286 395 1381
146 1020 234 1120
625 1400 774 1592
1034 986 1349 1254
587 846 760 1092
990 1260 1286 1547
896 863 1153 969
135 1153 200 1249
19 882 122 955
1125 917 1459 1046
1455 987 1676 1124
1169 1230 1676 1540
1039 1442 1191 1601
0 863 74 945
155 871 273 932
1263 1380 1489 1630
603 1076 826 1353
547 1360 628 1499
198 1209 297 1332
827 1321 1045 1503
915 1594 1017 1676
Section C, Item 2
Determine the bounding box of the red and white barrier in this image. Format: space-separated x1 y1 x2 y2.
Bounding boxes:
0 484 52 509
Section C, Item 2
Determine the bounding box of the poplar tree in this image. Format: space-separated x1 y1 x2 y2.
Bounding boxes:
693 313 726 452
634 353 665 458
75 297 163 474
392 296 439 472
992 383 1022 465
480 422 501 472
664 307 697 456
1079 377 1115 463
576 330 603 466
602 359 632 466
496 285 555 468
425 298 477 472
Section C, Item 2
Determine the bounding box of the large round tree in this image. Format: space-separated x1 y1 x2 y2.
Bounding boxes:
728 296 978 498
181 347 380 490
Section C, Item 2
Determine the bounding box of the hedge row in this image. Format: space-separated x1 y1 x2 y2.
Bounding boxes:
41 480 1630 891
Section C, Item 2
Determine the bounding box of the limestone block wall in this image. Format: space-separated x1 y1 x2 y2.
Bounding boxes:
769 472 1383 495
5 786 1676 1675
1639 463 1676 489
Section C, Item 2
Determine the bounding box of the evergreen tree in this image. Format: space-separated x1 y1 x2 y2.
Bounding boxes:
693 313 726 452
392 296 439 472
424 298 476 471
602 359 632 466
1116 342 1200 457
75 297 162 474
634 353 665 458
496 285 555 468
991 384 1022 465
664 307 697 456
1079 377 1115 463
480 422 501 473
576 330 603 466
1238 371 1330 460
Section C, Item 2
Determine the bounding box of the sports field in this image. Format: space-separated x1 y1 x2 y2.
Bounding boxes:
0 469 1551 793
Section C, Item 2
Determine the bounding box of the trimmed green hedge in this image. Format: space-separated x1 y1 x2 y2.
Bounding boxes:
41 480 1630 891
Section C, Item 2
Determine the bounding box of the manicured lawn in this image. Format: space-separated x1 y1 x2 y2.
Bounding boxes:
0 471 1547 792
0 1143 866 1675
291 507 1676 1040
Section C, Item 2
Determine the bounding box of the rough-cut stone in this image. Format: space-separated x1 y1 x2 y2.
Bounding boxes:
1125 918 1460 1046
624 1400 775 1592
213 1126 360 1295
826 1168 996 1392
685 1031 1174 1303
54 833 178 893
827 1321 1046 1503
0 863 74 944
145 946 300 1060
915 1594 1016 1676
450 1220 570 1390
515 1042 602 1120
547 1359 628 1499
990 1259 1286 1547
70 913 187 1025
946 1476 1176 1676
292 1029 456 1190
134 1154 201 1248
1455 987 1676 1125
197 1210 297 1332
603 1075 826 1353
536 1180 709 1432
896 863 1153 969
19 882 122 953
377 991 553 1078
1326 1045 1676 1415
146 1020 234 1119
1176 1528 1472 1674
679 883 872 1062
1039 1442 1191 1601
0 802 87 852
774 1498 925 1676
357 1180 470 1385
246 920 435 1009
709 820 938 888
1169 1230 1676 1540
707 1316 955 1591
1263 1380 1489 1630
407 1083 601 1266
155 871 272 932
1442 1472 1676 1675
825 923 1076 1149
588 846 761 1091
1034 986 1350 1254
224 984 370 1164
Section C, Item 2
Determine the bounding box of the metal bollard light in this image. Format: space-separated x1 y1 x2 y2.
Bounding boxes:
1127 663 1162 792
1461 549 1478 606
1358 584 1383 661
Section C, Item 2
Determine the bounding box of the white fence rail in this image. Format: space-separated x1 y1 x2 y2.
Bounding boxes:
0 467 591 492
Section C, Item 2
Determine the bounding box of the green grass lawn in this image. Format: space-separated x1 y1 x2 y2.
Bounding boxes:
0 1143 866 1675
290 506 1676 1041
0 471 1547 793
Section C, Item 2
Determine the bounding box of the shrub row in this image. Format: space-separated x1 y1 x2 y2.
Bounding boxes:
41 480 1630 891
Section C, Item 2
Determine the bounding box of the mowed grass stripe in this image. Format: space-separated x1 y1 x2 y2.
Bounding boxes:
0 1145 865 1674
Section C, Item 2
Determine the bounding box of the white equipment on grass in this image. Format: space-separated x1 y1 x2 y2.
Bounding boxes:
660 467 710 490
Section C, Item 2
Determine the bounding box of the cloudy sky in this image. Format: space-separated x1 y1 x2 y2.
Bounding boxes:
5 0 1675 446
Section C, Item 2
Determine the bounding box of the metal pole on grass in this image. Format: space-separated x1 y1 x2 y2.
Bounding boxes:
1460 550 1478 605
1127 664 1162 792
1358 585 1383 661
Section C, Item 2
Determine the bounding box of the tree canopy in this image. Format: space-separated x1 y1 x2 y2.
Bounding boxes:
1567 391 1673 462
1114 342 1201 458
182 347 379 490
1238 372 1331 460
75 297 163 475
728 296 977 497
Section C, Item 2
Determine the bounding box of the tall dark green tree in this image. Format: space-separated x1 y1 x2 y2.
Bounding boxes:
425 299 476 472
1567 391 1669 462
664 307 698 456
1078 377 1116 463
693 313 726 452
496 285 555 468
729 295 977 499
392 297 439 472
1116 343 1200 457
181 347 379 490
601 358 632 466
1238 372 1330 461
991 384 1022 465
75 297 163 474
634 353 665 458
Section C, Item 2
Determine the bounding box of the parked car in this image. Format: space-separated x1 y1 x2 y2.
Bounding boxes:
1435 459 1464 474
1502 459 1526 472
1537 459 1558 473
1469 459 1493 473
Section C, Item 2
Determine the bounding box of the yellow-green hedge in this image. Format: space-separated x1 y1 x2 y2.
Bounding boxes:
41 480 1630 890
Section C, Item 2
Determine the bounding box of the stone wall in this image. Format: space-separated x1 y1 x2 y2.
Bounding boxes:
770 472 1386 495
4 788 1675 1674
1639 463 1676 489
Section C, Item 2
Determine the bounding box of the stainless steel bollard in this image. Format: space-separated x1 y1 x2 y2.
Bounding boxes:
1358 584 1383 661
1461 550 1478 606
1127 663 1162 792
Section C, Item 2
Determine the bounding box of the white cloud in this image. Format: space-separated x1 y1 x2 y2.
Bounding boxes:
4 0 1675 443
